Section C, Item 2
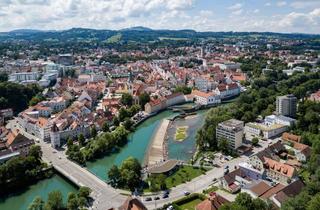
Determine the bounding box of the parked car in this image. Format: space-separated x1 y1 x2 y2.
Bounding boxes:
144 197 152 202
154 196 160 200
167 205 174 210
184 191 190 196
162 194 169 199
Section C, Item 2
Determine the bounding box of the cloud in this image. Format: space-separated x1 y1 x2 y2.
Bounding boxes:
228 3 242 10
291 0 320 9
277 1 287 7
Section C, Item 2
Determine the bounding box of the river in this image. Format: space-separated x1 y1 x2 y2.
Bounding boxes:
0 175 78 210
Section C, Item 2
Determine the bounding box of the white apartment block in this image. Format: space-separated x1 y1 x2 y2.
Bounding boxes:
216 119 244 149
9 72 40 82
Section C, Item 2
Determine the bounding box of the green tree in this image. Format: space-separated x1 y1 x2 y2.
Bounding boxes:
90 126 97 138
78 186 91 200
102 122 109 132
218 138 229 154
66 192 78 210
121 93 133 106
45 190 64 210
251 137 259 146
307 193 320 210
108 165 121 187
0 72 8 82
28 196 44 210
139 92 150 110
78 134 85 147
29 145 42 161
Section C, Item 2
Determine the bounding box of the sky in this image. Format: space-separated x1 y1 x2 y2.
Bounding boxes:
0 0 320 34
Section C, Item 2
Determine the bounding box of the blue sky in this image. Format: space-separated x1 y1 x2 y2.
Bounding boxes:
0 0 319 33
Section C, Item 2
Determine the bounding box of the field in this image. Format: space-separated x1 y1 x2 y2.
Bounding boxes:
166 165 207 188
175 126 188 141
178 198 203 209
105 33 122 43
159 37 189 41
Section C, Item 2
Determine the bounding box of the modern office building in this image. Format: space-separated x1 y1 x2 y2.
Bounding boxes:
276 94 297 118
216 119 244 150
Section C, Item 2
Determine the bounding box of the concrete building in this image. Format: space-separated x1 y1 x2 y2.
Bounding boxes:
244 122 287 140
276 94 297 118
192 90 221 106
8 72 40 83
216 119 244 150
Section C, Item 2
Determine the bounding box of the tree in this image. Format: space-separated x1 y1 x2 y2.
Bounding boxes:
108 165 121 187
102 122 109 132
90 126 97 138
0 72 8 82
28 196 44 210
67 192 78 210
78 186 91 200
45 190 64 210
121 93 133 106
235 192 252 209
29 145 42 161
78 134 85 147
139 93 150 110
307 193 320 210
251 137 259 146
123 118 134 131
218 138 229 154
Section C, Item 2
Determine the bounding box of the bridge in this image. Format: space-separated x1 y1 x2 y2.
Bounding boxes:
40 142 127 209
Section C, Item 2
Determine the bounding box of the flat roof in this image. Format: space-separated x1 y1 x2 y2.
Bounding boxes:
148 159 179 174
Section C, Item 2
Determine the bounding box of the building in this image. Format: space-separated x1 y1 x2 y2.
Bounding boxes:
242 181 285 200
119 197 147 210
244 122 288 140
272 180 305 207
264 157 296 185
308 89 320 102
192 90 221 106
57 54 74 66
214 83 240 100
8 72 40 83
216 119 244 150
265 115 296 127
195 193 229 210
276 94 297 118
219 168 252 193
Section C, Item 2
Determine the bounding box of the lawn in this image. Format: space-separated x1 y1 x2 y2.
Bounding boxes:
178 198 203 209
166 165 207 188
175 126 188 141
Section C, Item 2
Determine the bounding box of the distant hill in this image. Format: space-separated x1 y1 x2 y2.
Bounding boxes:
0 27 319 43
120 26 153 31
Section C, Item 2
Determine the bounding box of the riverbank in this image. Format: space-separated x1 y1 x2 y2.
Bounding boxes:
144 119 171 166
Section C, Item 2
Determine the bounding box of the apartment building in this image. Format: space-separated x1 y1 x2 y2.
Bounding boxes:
276 94 297 118
216 119 244 150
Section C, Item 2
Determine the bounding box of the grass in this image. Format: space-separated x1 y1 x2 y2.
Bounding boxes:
175 126 188 141
105 33 122 43
178 198 203 209
203 185 219 194
166 165 207 188
159 37 189 41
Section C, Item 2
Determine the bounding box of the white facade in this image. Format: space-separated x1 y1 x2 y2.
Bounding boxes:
216 119 244 149
9 72 40 82
245 123 288 139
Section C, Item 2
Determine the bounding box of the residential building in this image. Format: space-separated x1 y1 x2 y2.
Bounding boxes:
192 90 221 106
244 122 288 140
119 196 147 210
272 180 305 207
216 119 244 150
195 193 229 210
264 157 296 185
308 89 320 102
219 168 252 193
214 83 240 100
8 72 40 83
276 94 297 118
265 115 296 127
